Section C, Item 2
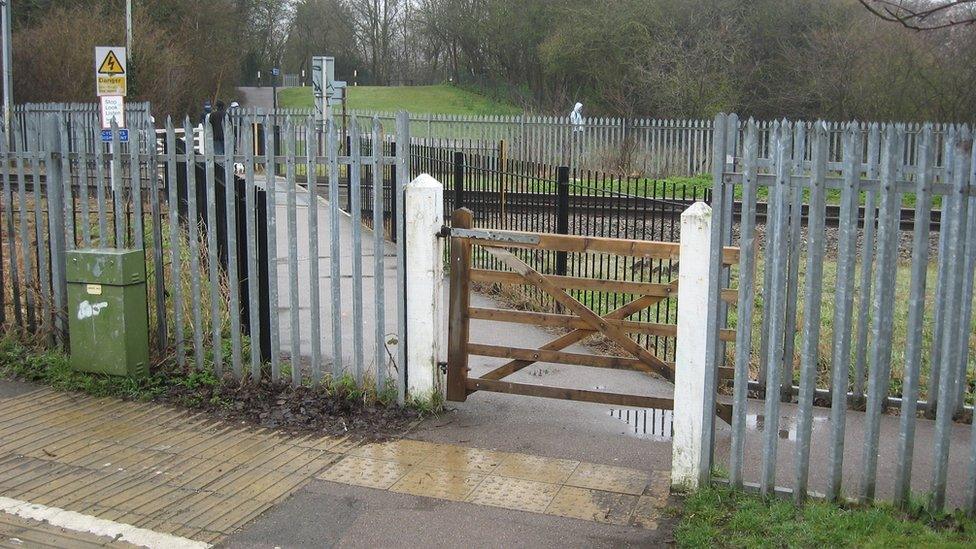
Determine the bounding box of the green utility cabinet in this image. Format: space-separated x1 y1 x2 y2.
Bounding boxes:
66 248 149 378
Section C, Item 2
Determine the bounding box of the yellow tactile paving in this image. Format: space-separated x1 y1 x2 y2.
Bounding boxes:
0 387 672 542
189 498 272 532
0 396 96 432
0 511 140 548
466 475 561 513
420 444 509 474
2 461 75 496
630 495 663 529
326 436 364 454
390 466 486 501
0 389 339 543
198 499 274 534
316 455 412 489
295 434 355 452
18 470 97 505
546 486 639 525
221 437 290 465
347 439 437 466
494 453 580 484
566 462 651 496
253 445 331 472
279 451 343 478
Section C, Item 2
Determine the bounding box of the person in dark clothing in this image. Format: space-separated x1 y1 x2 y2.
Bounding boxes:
210 100 226 155
200 100 212 126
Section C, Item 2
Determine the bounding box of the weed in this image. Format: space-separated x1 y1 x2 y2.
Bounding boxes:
675 486 976 548
406 388 444 415
0 337 168 401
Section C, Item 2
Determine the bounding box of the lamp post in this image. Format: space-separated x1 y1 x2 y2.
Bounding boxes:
1 0 13 142
126 0 132 58
272 67 279 111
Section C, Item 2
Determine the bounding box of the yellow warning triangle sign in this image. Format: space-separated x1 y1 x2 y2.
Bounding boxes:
98 51 125 75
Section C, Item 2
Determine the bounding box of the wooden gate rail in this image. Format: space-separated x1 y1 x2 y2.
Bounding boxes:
467 307 737 341
446 207 739 422
450 226 740 265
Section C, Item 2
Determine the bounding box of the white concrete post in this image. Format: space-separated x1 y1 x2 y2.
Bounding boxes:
671 201 714 492
404 174 445 402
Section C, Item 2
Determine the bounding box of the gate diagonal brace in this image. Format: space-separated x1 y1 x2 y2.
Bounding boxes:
481 281 678 381
480 246 675 382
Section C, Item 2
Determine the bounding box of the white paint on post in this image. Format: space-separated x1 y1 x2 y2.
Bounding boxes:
672 201 713 492
405 174 445 401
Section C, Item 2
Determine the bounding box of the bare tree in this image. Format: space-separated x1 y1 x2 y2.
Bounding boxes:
859 0 976 30
284 0 359 79
247 0 294 68
350 0 402 85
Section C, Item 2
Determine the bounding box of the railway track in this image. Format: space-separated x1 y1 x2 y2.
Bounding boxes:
12 177 942 232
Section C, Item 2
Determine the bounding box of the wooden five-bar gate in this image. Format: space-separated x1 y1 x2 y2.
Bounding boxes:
446 208 738 421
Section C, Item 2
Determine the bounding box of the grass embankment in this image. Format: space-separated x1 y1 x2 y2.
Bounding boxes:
277 84 522 115
458 172 939 210
569 174 940 208
676 486 976 548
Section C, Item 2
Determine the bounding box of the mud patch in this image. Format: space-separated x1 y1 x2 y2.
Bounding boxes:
159 377 422 439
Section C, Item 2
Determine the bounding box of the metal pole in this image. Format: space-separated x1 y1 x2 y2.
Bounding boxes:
1 0 12 143
272 69 279 174
272 72 278 112
125 0 132 58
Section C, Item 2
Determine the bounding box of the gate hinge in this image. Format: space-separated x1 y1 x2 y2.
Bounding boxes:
438 361 448 374
437 225 451 238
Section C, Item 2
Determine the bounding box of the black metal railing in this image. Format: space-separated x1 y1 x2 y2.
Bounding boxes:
411 141 711 361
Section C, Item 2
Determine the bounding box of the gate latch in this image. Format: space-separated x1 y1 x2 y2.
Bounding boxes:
438 361 448 374
437 225 451 238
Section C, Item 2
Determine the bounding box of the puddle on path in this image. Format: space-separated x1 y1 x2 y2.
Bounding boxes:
603 408 830 442
607 408 674 441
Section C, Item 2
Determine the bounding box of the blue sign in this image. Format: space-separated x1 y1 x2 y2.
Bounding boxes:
100 128 129 143
271 67 280 77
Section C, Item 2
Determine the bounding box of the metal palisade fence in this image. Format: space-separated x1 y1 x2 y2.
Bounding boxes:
0 106 411 401
350 111 714 178
707 114 976 511
342 110 962 182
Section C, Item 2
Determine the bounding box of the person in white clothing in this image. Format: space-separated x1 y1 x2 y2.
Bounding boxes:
570 102 584 132
570 102 584 168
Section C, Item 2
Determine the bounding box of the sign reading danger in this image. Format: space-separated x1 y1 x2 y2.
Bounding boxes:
95 46 127 97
